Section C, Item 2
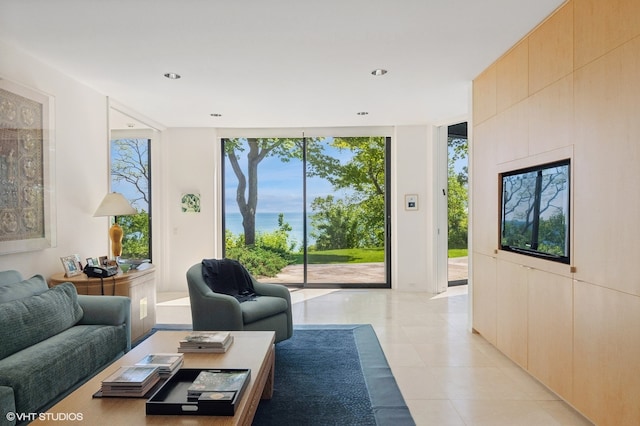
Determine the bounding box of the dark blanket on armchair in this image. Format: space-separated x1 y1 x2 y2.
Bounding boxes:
201 259 257 302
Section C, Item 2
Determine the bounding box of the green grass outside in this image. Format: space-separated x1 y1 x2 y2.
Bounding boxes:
290 247 468 265
292 248 383 264
448 248 468 258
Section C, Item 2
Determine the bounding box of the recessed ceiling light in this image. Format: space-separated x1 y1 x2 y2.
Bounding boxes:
163 72 181 79
371 69 388 76
210 113 222 117
357 111 369 116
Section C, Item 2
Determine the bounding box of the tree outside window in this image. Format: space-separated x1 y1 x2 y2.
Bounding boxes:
110 138 151 260
223 136 388 280
448 136 468 250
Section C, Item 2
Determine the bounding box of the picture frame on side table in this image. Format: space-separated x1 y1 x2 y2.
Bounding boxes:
61 254 82 277
0 78 56 254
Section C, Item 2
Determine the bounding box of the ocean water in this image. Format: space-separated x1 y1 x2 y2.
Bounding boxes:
225 212 311 246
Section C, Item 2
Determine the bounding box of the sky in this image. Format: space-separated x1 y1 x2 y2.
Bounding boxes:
223 138 354 214
110 139 150 212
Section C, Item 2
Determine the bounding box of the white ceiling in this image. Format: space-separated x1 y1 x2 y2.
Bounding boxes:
0 0 565 130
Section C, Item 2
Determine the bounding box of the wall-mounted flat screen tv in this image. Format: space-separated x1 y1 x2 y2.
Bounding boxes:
500 160 570 263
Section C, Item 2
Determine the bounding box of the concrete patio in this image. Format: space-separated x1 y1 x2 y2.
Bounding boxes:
266 256 468 285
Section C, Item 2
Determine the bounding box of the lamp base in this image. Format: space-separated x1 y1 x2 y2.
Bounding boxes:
109 223 124 258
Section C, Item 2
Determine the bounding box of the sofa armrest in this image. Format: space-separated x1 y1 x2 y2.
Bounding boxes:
0 386 15 426
77 295 130 325
190 290 244 331
77 295 131 351
253 280 291 302
253 280 293 339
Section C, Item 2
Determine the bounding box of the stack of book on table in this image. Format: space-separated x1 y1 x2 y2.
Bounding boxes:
101 365 161 397
178 331 233 353
134 353 184 378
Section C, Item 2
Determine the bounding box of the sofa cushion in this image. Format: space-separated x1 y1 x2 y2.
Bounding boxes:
0 274 48 303
0 270 23 286
0 283 83 359
0 324 127 415
241 295 289 324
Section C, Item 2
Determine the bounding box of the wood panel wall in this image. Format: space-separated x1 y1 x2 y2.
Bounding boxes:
471 1 640 424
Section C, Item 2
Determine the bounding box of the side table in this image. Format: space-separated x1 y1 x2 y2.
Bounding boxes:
49 265 156 343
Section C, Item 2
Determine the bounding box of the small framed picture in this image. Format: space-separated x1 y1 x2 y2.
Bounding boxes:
61 254 82 277
86 257 100 267
181 193 201 213
99 256 108 267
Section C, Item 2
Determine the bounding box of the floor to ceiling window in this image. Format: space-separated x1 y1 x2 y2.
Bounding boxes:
447 122 468 286
222 136 390 287
110 138 152 260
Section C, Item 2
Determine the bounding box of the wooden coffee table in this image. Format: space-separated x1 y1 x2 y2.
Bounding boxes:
37 331 275 425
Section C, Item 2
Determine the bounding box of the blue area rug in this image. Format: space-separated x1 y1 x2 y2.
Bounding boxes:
254 324 414 426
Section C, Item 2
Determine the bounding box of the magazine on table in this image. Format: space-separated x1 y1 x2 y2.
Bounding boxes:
101 365 161 397
178 336 234 353
186 369 251 401
178 331 234 352
134 353 184 378
181 331 231 346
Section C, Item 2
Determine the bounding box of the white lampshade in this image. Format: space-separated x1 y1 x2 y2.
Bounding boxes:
94 192 137 217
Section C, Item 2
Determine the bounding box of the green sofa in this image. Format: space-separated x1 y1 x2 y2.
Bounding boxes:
0 270 130 426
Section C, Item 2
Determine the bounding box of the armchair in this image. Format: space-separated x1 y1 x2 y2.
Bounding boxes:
186 262 293 343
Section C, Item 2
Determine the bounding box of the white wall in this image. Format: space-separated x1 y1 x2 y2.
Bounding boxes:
159 128 219 292
0 40 112 278
391 125 443 292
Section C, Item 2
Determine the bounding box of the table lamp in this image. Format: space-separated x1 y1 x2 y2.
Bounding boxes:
94 192 137 258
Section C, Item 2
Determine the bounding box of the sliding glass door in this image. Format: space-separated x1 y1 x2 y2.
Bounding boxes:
223 137 305 283
222 136 389 287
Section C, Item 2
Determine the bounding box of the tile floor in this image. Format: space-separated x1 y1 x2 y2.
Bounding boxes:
156 286 593 425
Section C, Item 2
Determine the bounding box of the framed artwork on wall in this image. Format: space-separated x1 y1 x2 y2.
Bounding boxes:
181 193 201 213
0 78 56 254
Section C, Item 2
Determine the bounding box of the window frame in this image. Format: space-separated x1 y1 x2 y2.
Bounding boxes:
109 137 152 261
220 135 392 288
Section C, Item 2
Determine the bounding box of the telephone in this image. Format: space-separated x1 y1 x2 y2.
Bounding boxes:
84 265 118 278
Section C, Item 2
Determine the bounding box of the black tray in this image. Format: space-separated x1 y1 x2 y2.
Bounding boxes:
146 368 250 416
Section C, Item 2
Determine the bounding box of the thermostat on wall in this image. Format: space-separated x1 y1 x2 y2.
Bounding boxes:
405 194 418 211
